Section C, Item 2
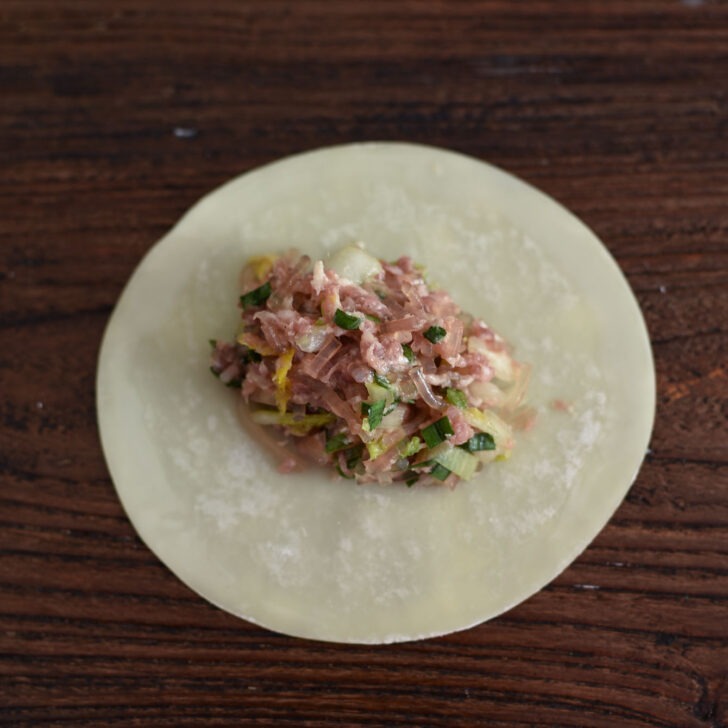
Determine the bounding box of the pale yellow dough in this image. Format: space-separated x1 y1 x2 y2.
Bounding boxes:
96 143 655 643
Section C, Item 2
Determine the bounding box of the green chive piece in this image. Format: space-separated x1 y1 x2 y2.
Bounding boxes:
445 388 468 409
325 433 351 453
373 372 390 389
459 432 496 452
382 397 400 416
404 471 420 487
336 465 355 480
246 350 263 363
402 343 415 363
421 416 455 448
365 313 381 323
240 281 272 310
424 325 447 344
430 463 451 481
345 445 363 470
361 399 386 430
334 308 361 330
208 338 217 348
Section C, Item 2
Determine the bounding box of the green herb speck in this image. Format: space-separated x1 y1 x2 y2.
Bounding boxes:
424 325 446 344
240 281 272 310
334 308 362 330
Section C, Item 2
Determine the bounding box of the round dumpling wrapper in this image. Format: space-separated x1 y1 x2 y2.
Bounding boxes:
96 142 655 643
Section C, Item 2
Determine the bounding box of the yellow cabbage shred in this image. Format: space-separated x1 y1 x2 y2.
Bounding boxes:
366 437 387 461
247 254 278 282
274 348 295 413
251 407 335 435
236 331 277 357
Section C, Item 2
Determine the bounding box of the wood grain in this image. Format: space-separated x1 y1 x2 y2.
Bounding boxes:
1 1 726 726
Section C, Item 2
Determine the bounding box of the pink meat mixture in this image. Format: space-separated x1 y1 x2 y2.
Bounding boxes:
210 249 531 486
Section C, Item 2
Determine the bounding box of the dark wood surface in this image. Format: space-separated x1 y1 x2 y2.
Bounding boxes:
2 1 727 725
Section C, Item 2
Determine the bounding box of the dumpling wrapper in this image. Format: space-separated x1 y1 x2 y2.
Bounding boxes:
96 143 655 644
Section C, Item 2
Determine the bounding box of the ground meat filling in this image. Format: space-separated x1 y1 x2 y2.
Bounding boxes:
210 246 533 486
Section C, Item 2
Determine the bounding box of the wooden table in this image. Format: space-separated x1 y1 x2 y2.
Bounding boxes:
2 2 726 725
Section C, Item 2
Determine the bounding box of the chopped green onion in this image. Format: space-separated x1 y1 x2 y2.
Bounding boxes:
325 433 351 453
373 372 391 389
404 472 420 487
430 444 478 479
361 399 386 430
402 343 416 363
365 314 381 323
208 338 217 348
463 407 512 445
336 465 354 480
240 281 272 309
251 409 336 429
446 388 468 409
430 463 451 481
345 445 363 470
246 349 263 363
421 416 454 448
424 325 446 344
334 308 362 330
383 398 401 417
459 432 496 452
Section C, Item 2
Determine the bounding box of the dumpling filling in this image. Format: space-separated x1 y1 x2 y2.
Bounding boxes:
210 245 533 486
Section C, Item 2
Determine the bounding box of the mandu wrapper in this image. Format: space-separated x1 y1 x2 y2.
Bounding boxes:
97 143 655 644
